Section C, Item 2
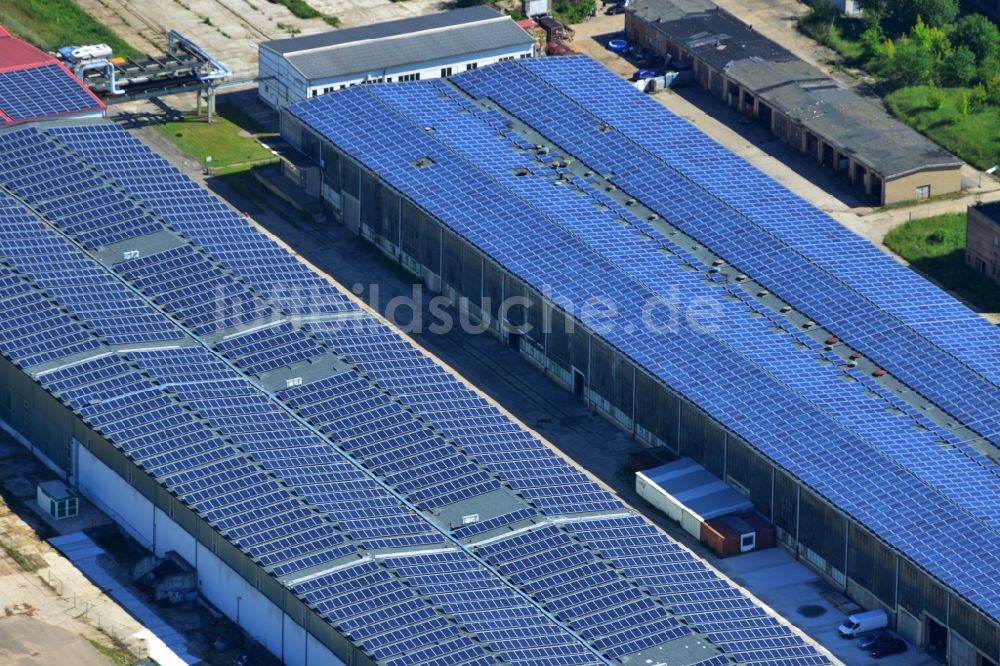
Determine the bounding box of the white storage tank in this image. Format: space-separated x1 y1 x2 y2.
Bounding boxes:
70 44 113 62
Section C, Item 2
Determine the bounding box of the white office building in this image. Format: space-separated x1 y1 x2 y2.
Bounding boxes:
258 6 536 109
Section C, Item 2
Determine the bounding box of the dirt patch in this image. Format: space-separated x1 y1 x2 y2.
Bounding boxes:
4 603 36 617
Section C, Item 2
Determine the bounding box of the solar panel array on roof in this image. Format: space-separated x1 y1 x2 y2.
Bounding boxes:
0 63 102 121
285 56 1000 626
0 119 832 665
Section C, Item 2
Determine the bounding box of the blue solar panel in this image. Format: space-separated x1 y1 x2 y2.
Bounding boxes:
287 62 1000 625
0 64 100 120
0 119 838 664
305 318 622 516
482 57 1000 446
47 124 359 317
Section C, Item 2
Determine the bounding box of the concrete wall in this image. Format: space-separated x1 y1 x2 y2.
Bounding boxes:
833 0 862 16
883 168 963 206
294 126 1000 666
965 205 1000 285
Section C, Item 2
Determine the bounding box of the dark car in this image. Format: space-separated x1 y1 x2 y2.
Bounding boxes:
857 630 893 650
869 637 906 658
606 4 626 15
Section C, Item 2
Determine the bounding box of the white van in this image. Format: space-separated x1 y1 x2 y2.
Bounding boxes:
838 609 888 638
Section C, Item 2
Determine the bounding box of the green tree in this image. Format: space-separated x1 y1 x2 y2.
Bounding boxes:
910 16 951 59
808 0 839 24
553 0 595 24
980 54 1000 86
958 89 970 116
884 0 958 30
860 22 887 62
939 45 977 86
950 14 1000 65
928 85 945 109
970 84 988 110
986 73 1000 106
888 40 936 87
858 0 887 17
884 38 897 61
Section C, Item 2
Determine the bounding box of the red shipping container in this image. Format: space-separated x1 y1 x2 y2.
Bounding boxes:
701 511 774 556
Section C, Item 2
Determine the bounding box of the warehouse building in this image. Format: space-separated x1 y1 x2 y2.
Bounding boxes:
282 55 1000 666
0 112 841 665
623 0 963 206
966 201 1000 285
258 6 535 109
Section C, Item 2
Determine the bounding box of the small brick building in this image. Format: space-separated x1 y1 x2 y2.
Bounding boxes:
966 202 1000 285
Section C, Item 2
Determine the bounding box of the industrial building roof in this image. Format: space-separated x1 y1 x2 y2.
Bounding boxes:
0 117 834 665
0 26 104 124
638 460 753 522
626 1 961 178
260 7 534 82
287 55 1000 625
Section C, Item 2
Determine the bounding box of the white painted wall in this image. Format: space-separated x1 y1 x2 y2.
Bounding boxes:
73 443 345 666
196 543 284 653
78 445 154 550
154 507 195 564
260 40 534 108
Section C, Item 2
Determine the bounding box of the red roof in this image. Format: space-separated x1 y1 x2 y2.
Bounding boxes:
0 28 58 73
0 24 105 123
516 18 538 29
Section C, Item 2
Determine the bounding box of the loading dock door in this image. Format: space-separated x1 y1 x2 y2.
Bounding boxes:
758 102 772 126
925 615 947 663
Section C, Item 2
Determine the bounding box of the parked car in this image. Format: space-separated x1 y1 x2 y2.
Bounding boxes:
606 4 627 14
838 609 888 638
869 637 907 658
857 630 893 650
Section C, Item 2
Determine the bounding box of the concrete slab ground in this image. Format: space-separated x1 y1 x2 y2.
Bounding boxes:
715 549 937 666
49 533 199 666
72 0 446 80
0 615 112 666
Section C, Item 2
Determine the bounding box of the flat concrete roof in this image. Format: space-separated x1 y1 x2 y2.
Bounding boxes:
627 0 962 178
